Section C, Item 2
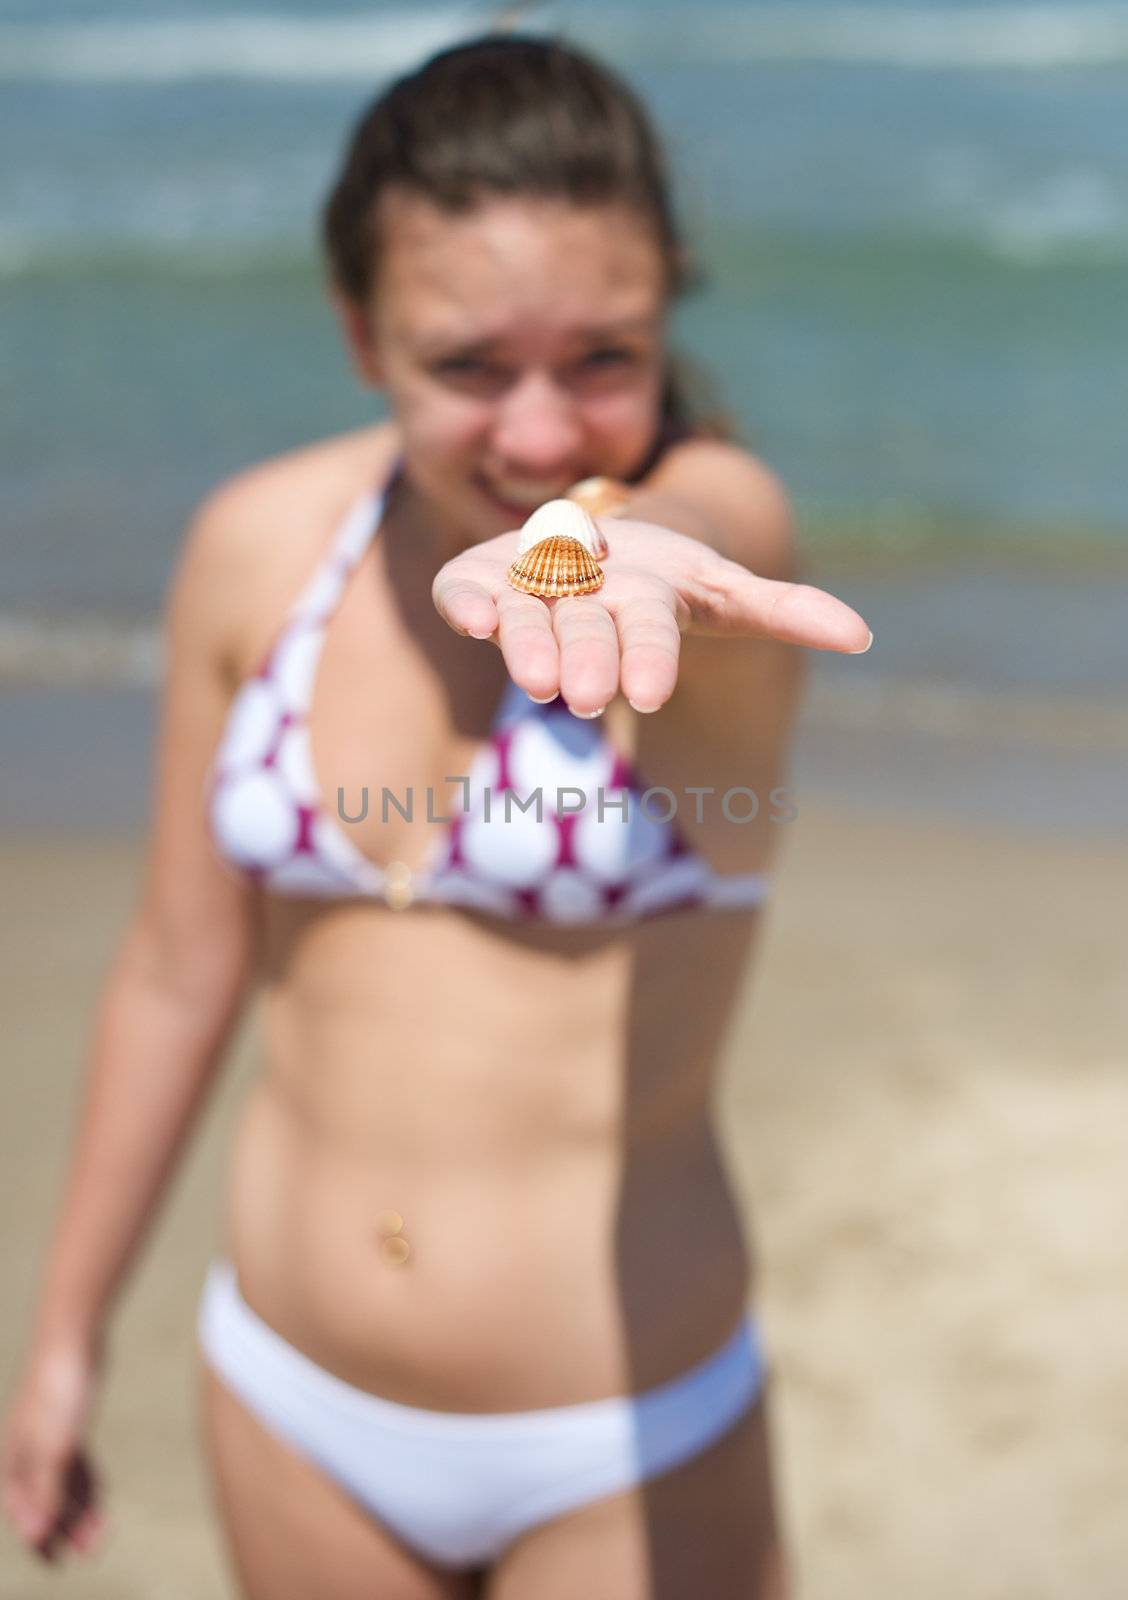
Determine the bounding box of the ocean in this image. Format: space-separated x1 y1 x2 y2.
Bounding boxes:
1 0 1126 833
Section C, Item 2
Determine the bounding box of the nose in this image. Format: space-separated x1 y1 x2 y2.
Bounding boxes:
489 369 584 475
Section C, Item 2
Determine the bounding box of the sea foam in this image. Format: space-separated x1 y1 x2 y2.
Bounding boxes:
3 6 1128 83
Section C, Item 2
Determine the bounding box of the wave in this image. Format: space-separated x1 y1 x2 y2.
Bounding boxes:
0 10 472 82
690 4 1128 69
804 678 1128 753
5 610 1124 752
0 615 162 689
0 235 319 282
5 6 1128 82
4 212 1126 286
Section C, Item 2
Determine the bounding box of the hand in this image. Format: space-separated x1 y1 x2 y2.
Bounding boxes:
1 1339 106 1564
432 516 872 717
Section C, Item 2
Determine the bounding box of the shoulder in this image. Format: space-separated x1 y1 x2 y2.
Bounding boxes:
181 421 400 570
641 438 798 583
166 422 401 678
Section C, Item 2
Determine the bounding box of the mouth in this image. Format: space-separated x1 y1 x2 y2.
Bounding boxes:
476 475 576 520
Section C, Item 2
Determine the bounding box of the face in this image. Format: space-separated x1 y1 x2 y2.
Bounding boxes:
336 192 670 546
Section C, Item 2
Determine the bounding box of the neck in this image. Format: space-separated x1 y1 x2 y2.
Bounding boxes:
385 471 487 571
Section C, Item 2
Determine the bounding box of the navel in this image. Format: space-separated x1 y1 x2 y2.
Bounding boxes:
376 1207 412 1265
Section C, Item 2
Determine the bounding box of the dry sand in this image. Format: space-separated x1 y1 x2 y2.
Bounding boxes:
0 805 1124 1599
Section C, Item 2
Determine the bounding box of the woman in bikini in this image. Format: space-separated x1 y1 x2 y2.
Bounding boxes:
1 35 869 1600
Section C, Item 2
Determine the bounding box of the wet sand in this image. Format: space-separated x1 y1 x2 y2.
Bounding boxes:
0 805 1125 1599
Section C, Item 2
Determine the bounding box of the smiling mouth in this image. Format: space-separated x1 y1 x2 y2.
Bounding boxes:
478 476 576 516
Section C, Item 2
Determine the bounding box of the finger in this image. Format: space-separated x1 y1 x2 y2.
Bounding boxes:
27 1465 91 1564
36 1526 63 1564
8 1465 61 1548
696 562 872 653
495 590 559 700
763 579 871 653
551 598 619 717
22 1452 65 1540
3 1435 63 1544
606 589 683 714
431 570 499 642
65 1503 104 1554
4 1478 47 1544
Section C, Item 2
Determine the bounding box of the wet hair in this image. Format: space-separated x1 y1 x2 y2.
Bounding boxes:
322 33 735 440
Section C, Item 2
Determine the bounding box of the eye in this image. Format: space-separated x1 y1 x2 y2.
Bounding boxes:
436 356 489 375
566 347 641 391
432 356 511 395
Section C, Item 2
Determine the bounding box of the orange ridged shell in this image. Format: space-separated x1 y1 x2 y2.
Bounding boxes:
507 535 604 598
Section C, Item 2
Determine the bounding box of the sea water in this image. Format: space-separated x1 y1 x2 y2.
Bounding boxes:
1 1 1126 832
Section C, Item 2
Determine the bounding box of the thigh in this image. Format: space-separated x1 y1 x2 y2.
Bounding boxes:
198 1364 481 1600
483 1389 788 1600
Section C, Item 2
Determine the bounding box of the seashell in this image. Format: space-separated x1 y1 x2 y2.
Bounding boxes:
516 498 602 559
507 535 604 598
564 480 625 559
566 476 631 521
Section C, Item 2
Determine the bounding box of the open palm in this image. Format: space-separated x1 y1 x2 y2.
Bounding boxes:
433 517 871 717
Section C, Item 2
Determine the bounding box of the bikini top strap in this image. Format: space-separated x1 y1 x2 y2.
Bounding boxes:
283 455 403 627
337 450 404 565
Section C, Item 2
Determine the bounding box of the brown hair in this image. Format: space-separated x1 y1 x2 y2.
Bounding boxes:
322 33 735 440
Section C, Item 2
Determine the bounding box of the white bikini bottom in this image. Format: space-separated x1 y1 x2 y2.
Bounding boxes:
197 1258 764 1571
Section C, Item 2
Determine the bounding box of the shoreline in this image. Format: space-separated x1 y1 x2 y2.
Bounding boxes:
3 674 1126 842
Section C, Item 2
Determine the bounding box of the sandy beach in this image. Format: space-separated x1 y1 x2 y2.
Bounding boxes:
1 801 1124 1600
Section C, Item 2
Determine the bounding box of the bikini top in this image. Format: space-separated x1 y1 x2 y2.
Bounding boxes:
206 475 771 924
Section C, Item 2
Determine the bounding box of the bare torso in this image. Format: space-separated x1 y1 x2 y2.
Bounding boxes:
217 423 776 1412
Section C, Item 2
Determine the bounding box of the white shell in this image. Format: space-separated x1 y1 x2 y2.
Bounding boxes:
516 499 602 558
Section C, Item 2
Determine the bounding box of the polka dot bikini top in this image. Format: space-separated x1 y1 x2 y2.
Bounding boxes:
206 472 771 922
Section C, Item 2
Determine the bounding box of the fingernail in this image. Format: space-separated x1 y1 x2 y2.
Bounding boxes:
528 691 558 704
468 627 493 641
572 705 606 719
627 698 658 714
847 630 874 655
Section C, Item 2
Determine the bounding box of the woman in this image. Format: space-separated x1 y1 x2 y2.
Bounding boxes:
1 35 869 1600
